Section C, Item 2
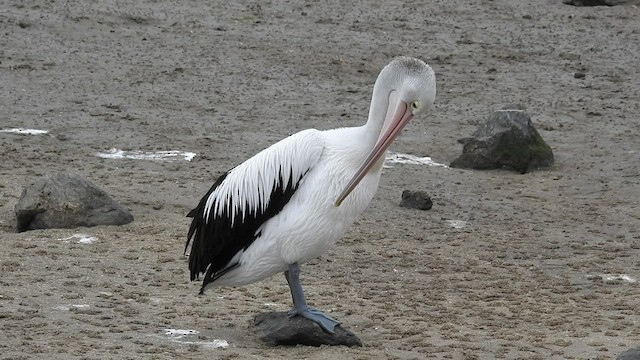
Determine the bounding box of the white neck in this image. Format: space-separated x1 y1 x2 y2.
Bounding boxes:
361 72 394 147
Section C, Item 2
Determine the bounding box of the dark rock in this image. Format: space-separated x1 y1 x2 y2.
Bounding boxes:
399 190 433 210
618 346 640 360
450 104 554 174
574 72 586 79
254 311 362 347
14 172 133 232
563 0 631 6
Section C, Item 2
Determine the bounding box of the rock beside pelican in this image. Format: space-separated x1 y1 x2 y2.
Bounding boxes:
400 190 433 210
254 312 362 347
563 0 632 6
617 345 640 360
14 172 133 232
450 104 554 174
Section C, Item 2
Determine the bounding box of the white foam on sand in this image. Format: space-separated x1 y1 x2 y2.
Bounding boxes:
95 148 196 161
446 220 468 229
0 128 49 135
602 274 637 284
60 234 97 244
53 304 90 311
385 152 447 168
163 329 229 349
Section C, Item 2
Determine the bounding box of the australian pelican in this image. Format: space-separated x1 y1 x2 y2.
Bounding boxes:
186 56 436 333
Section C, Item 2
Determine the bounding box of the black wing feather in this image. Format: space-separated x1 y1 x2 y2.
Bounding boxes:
185 167 304 293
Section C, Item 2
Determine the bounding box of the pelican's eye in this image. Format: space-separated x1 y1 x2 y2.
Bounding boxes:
410 101 419 112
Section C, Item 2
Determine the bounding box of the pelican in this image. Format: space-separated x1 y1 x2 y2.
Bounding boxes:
185 56 436 333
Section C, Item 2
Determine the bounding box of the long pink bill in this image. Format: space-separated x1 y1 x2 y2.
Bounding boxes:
335 101 414 207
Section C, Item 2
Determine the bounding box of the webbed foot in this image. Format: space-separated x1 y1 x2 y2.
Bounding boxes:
288 305 340 333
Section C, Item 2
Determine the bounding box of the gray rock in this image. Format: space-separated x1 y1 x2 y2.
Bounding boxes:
450 104 554 174
400 190 433 210
14 172 133 232
563 0 632 6
618 346 640 360
254 311 362 347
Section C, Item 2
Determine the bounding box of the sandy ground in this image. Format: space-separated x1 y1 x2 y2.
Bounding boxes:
1 0 640 359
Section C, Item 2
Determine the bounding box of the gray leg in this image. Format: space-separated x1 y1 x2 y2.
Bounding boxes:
284 262 340 334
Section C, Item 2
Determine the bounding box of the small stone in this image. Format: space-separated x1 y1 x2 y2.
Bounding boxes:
399 190 433 210
14 172 133 232
574 72 586 79
254 311 362 347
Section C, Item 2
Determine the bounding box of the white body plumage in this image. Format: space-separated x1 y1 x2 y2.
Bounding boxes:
200 126 383 289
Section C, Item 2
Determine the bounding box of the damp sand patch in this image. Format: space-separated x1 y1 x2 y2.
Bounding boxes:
162 329 229 349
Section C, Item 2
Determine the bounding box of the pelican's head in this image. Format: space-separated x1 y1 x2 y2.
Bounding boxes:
335 57 436 207
383 56 436 116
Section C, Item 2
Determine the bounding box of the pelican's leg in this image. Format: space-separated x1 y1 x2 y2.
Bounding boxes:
284 262 340 334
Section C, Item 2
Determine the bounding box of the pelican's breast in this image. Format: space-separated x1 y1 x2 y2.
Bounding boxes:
255 127 383 264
